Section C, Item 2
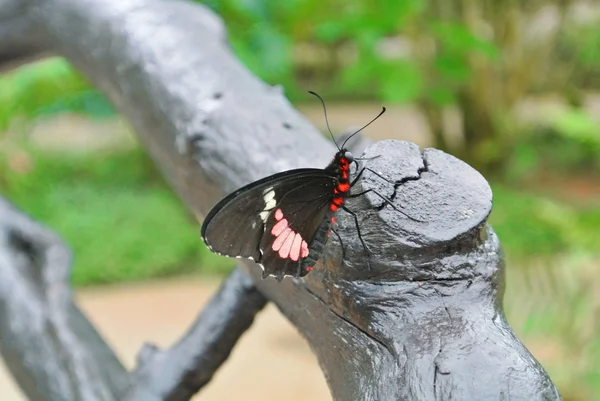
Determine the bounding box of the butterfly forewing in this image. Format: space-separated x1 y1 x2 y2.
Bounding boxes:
201 169 336 278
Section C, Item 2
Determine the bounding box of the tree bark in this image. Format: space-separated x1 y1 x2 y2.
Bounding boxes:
0 0 562 400
0 197 129 400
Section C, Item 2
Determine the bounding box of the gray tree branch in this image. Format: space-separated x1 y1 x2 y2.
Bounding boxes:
125 267 267 401
0 0 48 72
0 195 268 401
0 0 562 400
0 197 129 400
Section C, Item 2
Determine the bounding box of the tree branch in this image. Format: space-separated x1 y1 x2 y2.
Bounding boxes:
0 0 562 399
0 197 129 400
0 0 48 72
124 267 267 401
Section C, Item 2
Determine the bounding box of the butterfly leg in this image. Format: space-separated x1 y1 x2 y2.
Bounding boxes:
349 165 423 222
350 166 395 188
347 189 422 222
353 155 381 162
350 166 367 187
352 163 403 187
363 167 395 185
340 205 372 271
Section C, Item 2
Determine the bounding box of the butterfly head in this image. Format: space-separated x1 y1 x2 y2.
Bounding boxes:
333 148 354 169
343 150 354 164
330 149 353 180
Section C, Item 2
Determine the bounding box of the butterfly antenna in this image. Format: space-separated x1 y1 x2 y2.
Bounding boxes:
340 106 386 150
308 90 341 151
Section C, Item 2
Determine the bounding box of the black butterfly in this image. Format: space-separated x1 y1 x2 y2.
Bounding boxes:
201 92 399 280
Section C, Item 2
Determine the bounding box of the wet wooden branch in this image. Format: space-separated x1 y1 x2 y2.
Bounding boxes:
0 195 268 401
0 0 48 72
0 197 129 400
125 267 267 401
0 0 562 399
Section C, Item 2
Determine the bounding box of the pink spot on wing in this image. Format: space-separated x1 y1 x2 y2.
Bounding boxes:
272 227 291 251
289 233 303 261
271 218 288 236
306 266 313 272
301 241 309 257
270 208 310 261
278 231 295 258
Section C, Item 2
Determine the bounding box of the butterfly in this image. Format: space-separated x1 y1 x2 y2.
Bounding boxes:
201 91 400 280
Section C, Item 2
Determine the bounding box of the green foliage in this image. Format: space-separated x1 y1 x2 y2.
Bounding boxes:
550 108 600 154
197 0 483 103
1 147 234 285
0 58 115 131
559 19 600 89
504 254 599 400
1 1 596 176
506 106 600 182
490 184 600 256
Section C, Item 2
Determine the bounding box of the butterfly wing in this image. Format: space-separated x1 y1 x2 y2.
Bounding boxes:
258 177 335 279
201 169 336 278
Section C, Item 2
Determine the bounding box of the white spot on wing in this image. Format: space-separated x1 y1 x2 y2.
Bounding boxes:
264 198 276 210
263 190 275 202
258 189 277 222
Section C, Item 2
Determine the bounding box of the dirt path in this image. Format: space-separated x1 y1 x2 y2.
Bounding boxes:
0 277 330 400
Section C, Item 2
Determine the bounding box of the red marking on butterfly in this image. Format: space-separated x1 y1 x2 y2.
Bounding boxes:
336 182 350 192
271 208 309 261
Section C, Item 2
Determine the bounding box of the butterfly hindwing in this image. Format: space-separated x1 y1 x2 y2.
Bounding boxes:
201 169 336 278
258 177 335 278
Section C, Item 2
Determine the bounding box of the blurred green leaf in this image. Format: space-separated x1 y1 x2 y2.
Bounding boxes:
315 20 351 43
433 53 471 83
2 147 234 284
231 0 269 19
230 24 293 83
430 21 499 59
380 60 423 103
490 184 600 256
426 86 457 105
0 58 115 130
550 108 600 151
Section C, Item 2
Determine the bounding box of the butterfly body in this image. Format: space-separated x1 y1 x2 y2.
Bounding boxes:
201 150 353 280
